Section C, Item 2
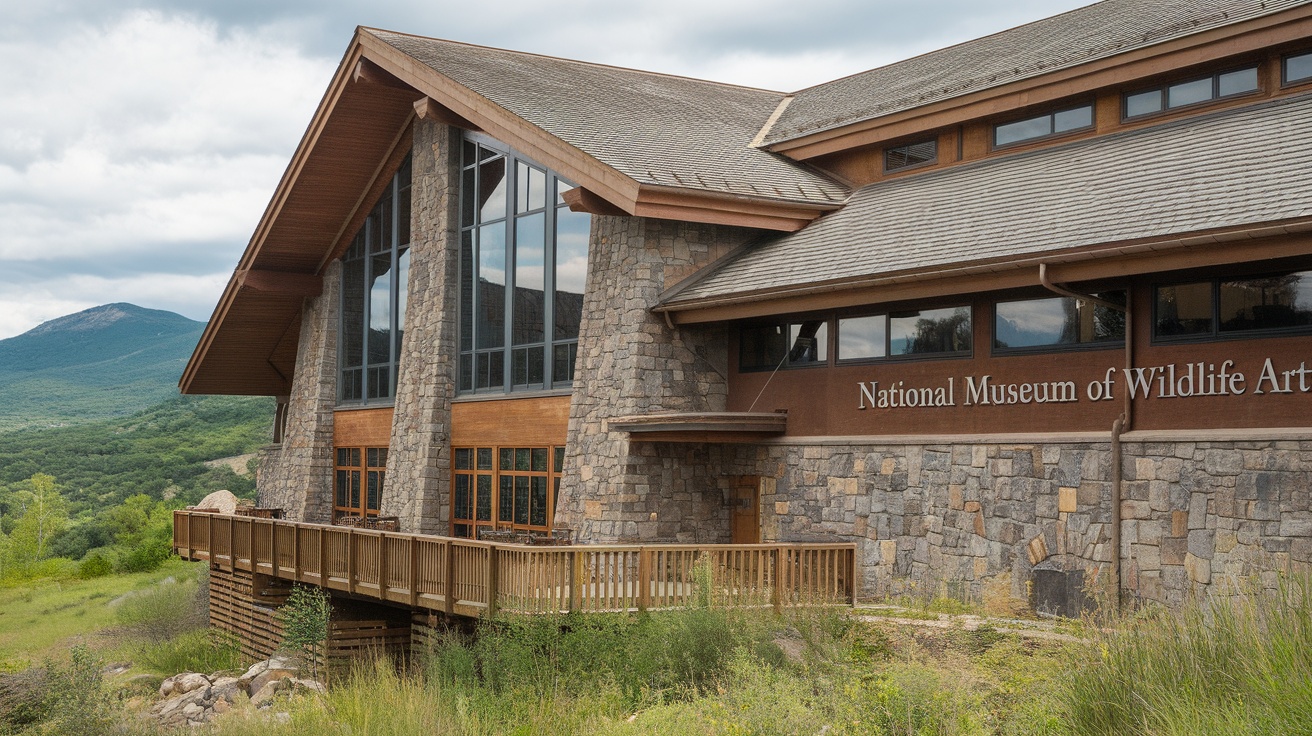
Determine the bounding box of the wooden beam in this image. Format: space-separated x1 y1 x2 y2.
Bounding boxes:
412 96 480 131
561 186 627 216
353 58 415 90
237 269 323 296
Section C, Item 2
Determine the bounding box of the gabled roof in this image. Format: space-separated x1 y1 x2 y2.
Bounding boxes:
367 30 846 207
761 0 1312 149
662 94 1312 313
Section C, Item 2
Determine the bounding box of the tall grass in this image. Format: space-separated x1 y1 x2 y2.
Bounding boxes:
1065 575 1312 735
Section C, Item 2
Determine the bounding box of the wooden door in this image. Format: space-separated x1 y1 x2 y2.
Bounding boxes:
730 477 760 544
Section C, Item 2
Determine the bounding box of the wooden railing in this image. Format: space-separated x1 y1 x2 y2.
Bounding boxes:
174 511 856 617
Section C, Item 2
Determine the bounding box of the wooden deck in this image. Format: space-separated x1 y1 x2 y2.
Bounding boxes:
174 511 857 618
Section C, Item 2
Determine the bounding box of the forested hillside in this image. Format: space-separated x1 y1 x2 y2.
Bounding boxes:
0 303 206 431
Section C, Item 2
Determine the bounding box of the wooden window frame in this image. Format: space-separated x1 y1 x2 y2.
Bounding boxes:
451 445 564 539
334 446 386 520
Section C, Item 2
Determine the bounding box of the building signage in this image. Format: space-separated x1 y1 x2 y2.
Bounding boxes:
857 358 1310 410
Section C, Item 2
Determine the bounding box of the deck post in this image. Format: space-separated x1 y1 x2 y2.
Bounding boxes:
318 526 328 586
772 546 783 612
347 528 356 595
570 548 584 613
293 524 301 581
228 517 235 570
378 531 390 601
206 513 214 565
443 541 455 617
409 536 419 607
486 545 499 618
269 520 279 576
637 547 650 612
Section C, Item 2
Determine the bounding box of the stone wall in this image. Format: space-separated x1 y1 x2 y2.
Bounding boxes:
691 435 1312 607
255 262 340 523
381 120 460 534
555 216 758 542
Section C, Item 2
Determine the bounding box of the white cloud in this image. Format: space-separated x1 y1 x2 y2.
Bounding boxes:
0 10 332 336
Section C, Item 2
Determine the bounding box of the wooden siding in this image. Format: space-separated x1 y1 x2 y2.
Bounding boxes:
334 407 395 448
451 395 570 447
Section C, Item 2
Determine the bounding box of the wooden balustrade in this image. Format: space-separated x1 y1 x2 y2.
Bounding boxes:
174 510 856 618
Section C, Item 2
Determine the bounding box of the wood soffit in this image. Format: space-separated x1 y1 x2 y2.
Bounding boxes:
608 412 789 441
767 7 1312 160
660 220 1312 324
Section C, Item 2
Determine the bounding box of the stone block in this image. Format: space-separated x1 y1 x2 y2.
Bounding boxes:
1279 516 1312 538
1121 500 1152 520
1188 492 1208 530
1204 449 1243 476
973 511 985 537
1058 486 1078 513
964 500 981 513
948 484 964 510
1134 457 1156 481
1171 510 1188 537
1161 537 1187 565
1026 535 1049 565
1188 529 1215 560
1184 553 1212 584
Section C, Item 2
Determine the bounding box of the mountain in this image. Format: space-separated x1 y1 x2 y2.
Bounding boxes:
0 303 206 431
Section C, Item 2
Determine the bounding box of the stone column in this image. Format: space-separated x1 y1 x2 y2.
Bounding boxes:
256 261 340 523
556 216 758 542
381 120 461 534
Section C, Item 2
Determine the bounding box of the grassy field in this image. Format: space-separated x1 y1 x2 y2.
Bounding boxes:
0 558 202 672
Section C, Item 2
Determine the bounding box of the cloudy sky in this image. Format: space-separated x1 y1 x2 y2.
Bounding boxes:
0 0 1092 339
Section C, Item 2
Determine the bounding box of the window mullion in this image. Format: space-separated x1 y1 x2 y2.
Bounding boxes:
544 187 557 387
503 163 516 393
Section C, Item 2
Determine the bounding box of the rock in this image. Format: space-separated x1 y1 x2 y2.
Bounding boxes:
181 702 204 720
250 679 287 708
194 490 239 514
245 658 299 697
212 698 231 715
210 676 242 703
291 678 327 694
173 672 211 696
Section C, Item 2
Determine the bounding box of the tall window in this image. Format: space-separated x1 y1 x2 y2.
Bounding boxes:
451 446 564 538
334 447 386 520
340 157 412 404
459 135 591 393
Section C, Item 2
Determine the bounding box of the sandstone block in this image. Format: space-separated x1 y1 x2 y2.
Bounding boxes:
1058 486 1078 513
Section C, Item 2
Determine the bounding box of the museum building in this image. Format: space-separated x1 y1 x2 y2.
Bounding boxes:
181 0 1312 607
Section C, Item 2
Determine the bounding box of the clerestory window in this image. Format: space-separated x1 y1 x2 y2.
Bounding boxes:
458 134 591 394
339 157 411 404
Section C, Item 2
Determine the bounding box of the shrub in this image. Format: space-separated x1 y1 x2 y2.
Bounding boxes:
0 667 48 729
277 585 332 678
42 645 112 735
139 630 242 675
114 574 207 641
77 552 112 579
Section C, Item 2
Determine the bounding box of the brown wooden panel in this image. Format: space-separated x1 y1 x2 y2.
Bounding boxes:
452 395 570 447
334 407 395 447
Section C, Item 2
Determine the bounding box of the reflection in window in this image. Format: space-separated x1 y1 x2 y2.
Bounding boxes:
340 156 411 404
994 105 1092 147
1125 66 1259 119
994 293 1125 350
459 137 590 393
884 139 937 172
838 315 886 360
1155 272 1312 339
1287 51 1312 84
890 307 972 356
739 320 828 371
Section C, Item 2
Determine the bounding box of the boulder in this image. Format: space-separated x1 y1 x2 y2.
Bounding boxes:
194 490 239 515
209 676 242 704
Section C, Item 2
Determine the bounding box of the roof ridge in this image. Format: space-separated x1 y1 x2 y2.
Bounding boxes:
783 0 1106 97
360 27 789 96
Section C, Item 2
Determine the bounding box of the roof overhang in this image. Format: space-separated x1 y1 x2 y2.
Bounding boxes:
609 411 788 443
183 28 836 395
764 4 1312 160
656 218 1312 324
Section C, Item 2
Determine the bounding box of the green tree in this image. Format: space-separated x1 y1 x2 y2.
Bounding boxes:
7 473 68 567
277 585 332 679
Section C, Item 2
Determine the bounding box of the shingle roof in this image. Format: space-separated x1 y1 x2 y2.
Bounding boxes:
666 94 1312 305
763 0 1310 146
367 30 847 206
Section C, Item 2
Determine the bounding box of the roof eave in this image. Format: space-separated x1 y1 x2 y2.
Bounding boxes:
656 218 1312 324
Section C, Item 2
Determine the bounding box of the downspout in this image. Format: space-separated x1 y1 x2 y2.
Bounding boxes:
1039 263 1130 608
